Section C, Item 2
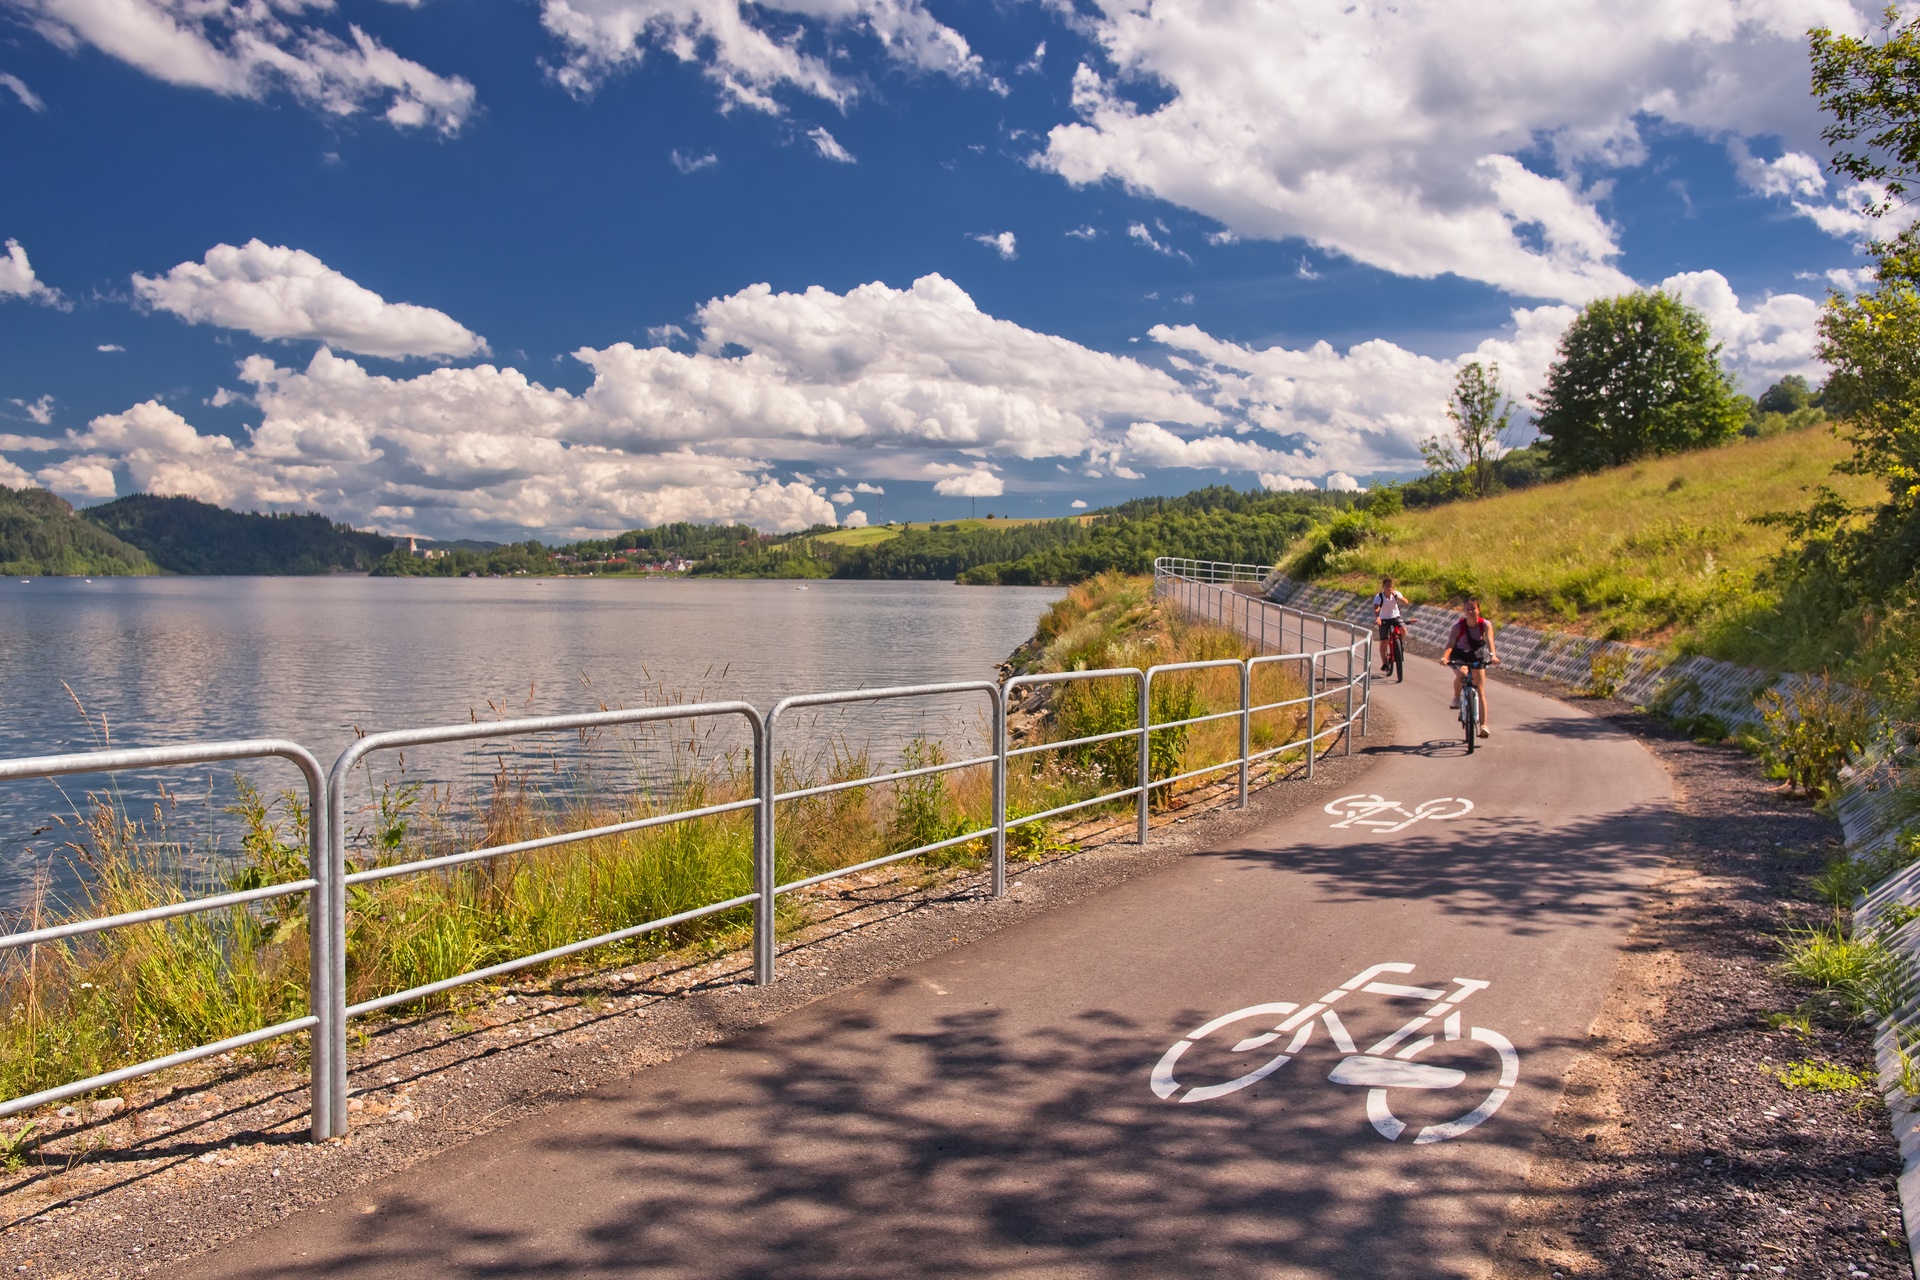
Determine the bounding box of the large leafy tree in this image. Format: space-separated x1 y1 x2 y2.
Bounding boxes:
1811 6 1920 216
1531 290 1747 475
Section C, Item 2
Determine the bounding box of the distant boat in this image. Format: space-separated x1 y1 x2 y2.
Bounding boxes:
794 585 808 591
84 579 93 584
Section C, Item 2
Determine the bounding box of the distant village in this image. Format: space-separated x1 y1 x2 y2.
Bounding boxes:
398 536 695 574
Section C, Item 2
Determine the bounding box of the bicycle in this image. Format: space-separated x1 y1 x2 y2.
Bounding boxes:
1385 618 1406 683
1449 657 1487 752
1149 962 1518 1144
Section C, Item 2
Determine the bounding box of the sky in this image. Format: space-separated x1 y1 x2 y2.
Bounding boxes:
0 0 1897 538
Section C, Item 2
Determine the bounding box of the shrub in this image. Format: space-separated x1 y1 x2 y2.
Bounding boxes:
1755 676 1874 801
1586 650 1631 699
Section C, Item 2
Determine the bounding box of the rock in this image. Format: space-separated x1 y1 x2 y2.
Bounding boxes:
55 1106 75 1118
91 1098 124 1116
346 1098 366 1112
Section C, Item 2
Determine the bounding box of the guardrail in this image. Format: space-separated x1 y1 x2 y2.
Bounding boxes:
0 559 1368 1140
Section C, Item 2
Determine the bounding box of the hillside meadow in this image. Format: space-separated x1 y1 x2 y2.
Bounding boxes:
1310 428 1880 665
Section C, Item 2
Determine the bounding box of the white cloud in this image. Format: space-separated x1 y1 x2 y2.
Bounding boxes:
133 240 488 359
844 508 869 527
0 432 61 450
670 148 718 173
932 468 1003 497
971 231 1017 259
97 343 125 353
1036 0 1867 301
853 481 883 494
1657 270 1824 389
1070 498 1087 508
1206 230 1238 246
1019 41 1045 74
1104 421 1291 473
1257 473 1316 492
1128 221 1184 258
807 126 855 163
1 72 46 111
0 239 66 307
17 0 475 131
542 0 980 112
646 323 690 344
10 395 55 426
0 455 37 487
1295 258 1319 281
1324 471 1362 492
1066 225 1098 240
830 488 853 503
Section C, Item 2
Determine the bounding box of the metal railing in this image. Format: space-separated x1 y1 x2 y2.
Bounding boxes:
0 559 1369 1139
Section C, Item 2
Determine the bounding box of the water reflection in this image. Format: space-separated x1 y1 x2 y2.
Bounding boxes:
0 576 1061 910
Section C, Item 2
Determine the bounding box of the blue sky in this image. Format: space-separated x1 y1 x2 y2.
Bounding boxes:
0 0 1892 537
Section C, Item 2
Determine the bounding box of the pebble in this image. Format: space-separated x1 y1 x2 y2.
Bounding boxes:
91 1098 124 1116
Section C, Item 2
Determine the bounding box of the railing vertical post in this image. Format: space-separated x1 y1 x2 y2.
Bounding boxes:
1238 660 1251 808
322 755 349 1137
1345 642 1355 757
754 713 776 985
992 683 1008 898
305 759 337 1142
1305 653 1317 779
1361 635 1372 736
1137 671 1151 845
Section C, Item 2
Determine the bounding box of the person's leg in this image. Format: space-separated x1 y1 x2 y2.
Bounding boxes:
1450 667 1463 708
1474 667 1490 734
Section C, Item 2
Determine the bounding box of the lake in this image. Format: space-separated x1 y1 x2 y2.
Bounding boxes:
0 576 1062 911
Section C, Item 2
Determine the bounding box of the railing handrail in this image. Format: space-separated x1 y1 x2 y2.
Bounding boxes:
0 562 1366 1138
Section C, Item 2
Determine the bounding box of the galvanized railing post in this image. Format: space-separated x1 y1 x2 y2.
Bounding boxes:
992 683 1008 898
755 709 777 985
1306 653 1317 779
1345 641 1355 757
1361 635 1372 736
1137 671 1151 844
318 752 348 1139
1238 660 1251 807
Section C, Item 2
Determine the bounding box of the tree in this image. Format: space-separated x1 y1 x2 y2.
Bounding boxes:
1811 6 1920 216
1531 290 1747 475
1756 374 1816 416
1421 361 1515 499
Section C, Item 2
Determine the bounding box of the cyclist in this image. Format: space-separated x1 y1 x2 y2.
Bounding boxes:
1371 575 1410 674
1440 597 1499 738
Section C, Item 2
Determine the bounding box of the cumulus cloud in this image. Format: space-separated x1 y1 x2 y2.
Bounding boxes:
932 468 1003 497
1257 473 1316 492
1070 498 1087 508
16 0 475 131
1037 0 1868 301
854 481 883 494
971 231 1017 259
133 240 488 359
0 455 36 487
9 395 55 426
542 0 980 112
0 239 66 307
844 508 869 527
807 126 855 163
1 72 45 111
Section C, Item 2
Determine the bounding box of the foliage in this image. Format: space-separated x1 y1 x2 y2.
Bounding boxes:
1755 677 1874 801
0 485 156 576
371 540 558 577
1774 1059 1872 1091
1585 650 1630 699
85 493 395 575
1421 361 1516 500
1811 6 1920 216
1532 290 1747 476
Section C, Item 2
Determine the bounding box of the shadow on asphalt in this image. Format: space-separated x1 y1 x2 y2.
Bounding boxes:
207 989 1596 1279
1206 805 1668 940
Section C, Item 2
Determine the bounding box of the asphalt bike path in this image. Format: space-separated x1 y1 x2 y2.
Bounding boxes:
187 655 1672 1279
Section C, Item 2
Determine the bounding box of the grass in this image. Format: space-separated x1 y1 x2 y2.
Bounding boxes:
0 573 1298 1113
810 516 1063 547
1775 1059 1872 1091
1312 428 1880 656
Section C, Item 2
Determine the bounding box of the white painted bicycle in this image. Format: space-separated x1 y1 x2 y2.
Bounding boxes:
1150 962 1519 1144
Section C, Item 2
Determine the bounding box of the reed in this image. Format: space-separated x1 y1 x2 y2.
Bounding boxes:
0 573 1306 1110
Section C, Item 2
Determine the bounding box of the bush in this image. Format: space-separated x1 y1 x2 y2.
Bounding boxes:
1755 676 1874 801
1586 650 1631 699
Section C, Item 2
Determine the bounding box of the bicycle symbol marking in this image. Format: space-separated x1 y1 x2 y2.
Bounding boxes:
1325 794 1473 833
1150 962 1519 1144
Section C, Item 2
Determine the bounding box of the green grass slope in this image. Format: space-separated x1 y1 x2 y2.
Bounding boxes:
1309 428 1879 662
0 486 157 576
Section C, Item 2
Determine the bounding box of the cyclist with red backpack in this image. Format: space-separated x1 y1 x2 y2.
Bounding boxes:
1441 597 1499 738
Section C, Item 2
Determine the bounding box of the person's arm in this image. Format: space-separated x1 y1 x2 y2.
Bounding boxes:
1484 619 1498 663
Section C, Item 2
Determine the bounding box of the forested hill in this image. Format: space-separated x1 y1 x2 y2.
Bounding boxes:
0 485 157 576
83 494 397 574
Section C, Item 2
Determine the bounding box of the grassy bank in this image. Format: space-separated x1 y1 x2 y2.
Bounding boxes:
1303 428 1879 662
0 575 1304 1110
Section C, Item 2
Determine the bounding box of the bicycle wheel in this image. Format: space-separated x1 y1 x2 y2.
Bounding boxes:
1462 685 1478 752
1392 635 1404 682
1361 1025 1519 1144
1151 1002 1310 1103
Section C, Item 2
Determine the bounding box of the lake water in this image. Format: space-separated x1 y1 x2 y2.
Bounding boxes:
0 577 1062 911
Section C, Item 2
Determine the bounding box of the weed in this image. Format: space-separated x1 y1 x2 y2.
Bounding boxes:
1781 920 1909 1020
0 1122 37 1172
1586 650 1631 699
1767 1009 1814 1035
1776 1059 1871 1091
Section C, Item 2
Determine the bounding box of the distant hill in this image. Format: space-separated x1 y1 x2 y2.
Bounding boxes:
83 494 396 575
0 485 157 576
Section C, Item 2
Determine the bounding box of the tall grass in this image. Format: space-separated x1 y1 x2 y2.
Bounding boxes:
1312 429 1879 655
1 574 1302 1110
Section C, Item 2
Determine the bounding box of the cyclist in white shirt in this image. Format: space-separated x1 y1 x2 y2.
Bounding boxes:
1371 576 1410 674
